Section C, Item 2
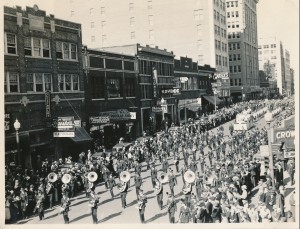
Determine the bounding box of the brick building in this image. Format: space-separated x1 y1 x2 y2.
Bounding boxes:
4 5 89 168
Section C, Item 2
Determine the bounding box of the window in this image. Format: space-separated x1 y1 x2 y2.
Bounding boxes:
101 7 105 15
129 3 134 12
216 12 220 21
235 1 238 7
4 72 19 93
91 76 105 98
131 31 135 40
237 54 241 60
197 40 202 50
227 2 230 7
90 56 104 68
234 66 237 72
130 17 135 26
91 22 95 28
236 32 240 38
214 10 216 20
125 78 135 97
107 78 123 98
229 54 232 61
227 12 230 18
197 24 202 36
101 21 106 29
5 33 17 54
56 42 77 60
263 45 269 48
230 79 233 86
149 30 154 40
26 73 52 92
102 35 107 44
231 1 234 7
148 15 154 25
238 79 241 85
229 66 233 73
238 65 241 72
24 37 50 58
236 11 239 17
58 74 79 91
271 56 277 59
90 8 94 15
237 43 240 49
194 10 200 20
236 24 239 28
233 54 236 61
231 11 235 17
91 36 95 42
141 85 151 99
235 79 237 85
148 0 153 10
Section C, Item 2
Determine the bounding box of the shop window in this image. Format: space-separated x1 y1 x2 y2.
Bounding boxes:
124 61 135 71
141 85 151 99
125 78 135 97
91 76 105 98
105 58 123 70
107 78 123 98
90 56 104 68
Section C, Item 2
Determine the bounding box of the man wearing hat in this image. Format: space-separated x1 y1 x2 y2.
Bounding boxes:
134 173 143 199
107 174 116 198
89 190 99 224
211 201 222 223
190 194 198 223
168 169 177 196
166 192 177 223
34 189 45 221
150 164 158 188
194 172 203 201
60 192 71 224
137 189 147 223
286 157 295 186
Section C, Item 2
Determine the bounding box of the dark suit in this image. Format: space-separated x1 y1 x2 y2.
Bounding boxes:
89 195 99 224
150 168 157 188
60 196 70 224
138 194 147 223
168 174 177 196
167 197 177 223
134 175 143 197
120 182 128 208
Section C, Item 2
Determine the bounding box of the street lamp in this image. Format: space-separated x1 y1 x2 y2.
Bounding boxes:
161 98 166 121
13 119 21 165
264 111 275 187
241 86 244 101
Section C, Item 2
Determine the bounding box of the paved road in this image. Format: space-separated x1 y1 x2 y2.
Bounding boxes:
17 114 294 224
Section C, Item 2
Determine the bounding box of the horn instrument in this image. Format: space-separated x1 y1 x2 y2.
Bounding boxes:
87 171 98 183
120 171 131 182
62 174 71 184
184 170 196 183
159 172 168 183
48 172 58 183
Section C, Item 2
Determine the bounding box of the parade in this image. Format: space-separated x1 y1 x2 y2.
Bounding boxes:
5 97 296 224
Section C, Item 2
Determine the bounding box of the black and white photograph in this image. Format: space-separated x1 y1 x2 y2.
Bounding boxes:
2 0 298 227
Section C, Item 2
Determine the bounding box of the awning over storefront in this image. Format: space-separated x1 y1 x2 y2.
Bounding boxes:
70 127 92 143
202 95 222 105
186 105 200 112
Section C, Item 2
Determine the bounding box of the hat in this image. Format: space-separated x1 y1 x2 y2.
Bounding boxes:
229 184 235 188
241 185 247 190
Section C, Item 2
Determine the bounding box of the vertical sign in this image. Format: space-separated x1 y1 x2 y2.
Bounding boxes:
152 66 158 98
45 91 51 118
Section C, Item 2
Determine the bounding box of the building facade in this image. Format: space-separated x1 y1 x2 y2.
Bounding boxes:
258 37 286 95
226 0 260 102
284 50 292 96
54 0 229 72
174 57 216 123
4 5 88 168
82 47 139 148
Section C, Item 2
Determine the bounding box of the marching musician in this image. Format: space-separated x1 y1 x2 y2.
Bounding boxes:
183 182 192 208
34 190 45 221
137 189 147 223
150 163 158 188
134 173 143 198
107 174 116 198
154 178 163 210
162 158 169 173
178 198 190 223
45 181 54 209
168 168 177 196
166 192 177 223
195 172 203 200
119 180 128 209
19 187 28 219
60 192 71 224
89 190 99 224
174 153 180 173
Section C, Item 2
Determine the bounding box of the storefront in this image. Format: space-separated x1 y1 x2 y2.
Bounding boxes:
177 98 202 123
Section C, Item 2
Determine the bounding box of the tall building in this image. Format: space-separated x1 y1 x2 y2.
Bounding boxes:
226 0 260 102
258 37 286 94
284 50 292 96
4 5 90 168
290 68 295 95
54 0 229 72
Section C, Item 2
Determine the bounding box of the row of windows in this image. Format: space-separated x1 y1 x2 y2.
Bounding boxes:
215 40 228 52
258 44 277 49
229 65 242 73
91 77 135 99
228 32 241 39
214 25 227 38
140 60 172 76
194 9 204 21
4 72 80 93
214 10 226 24
216 55 228 67
91 35 107 44
89 56 135 71
230 78 242 86
214 0 226 11
4 33 78 61
229 42 241 50
227 1 239 8
229 54 241 61
227 22 240 28
227 11 239 18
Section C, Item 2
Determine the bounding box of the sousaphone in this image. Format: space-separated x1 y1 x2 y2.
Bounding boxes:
62 173 71 184
87 171 98 182
159 172 168 183
120 171 131 182
184 170 196 183
48 172 58 183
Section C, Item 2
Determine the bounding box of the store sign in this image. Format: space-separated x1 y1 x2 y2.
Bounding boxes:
90 116 110 124
161 105 167 113
99 109 131 121
29 14 44 31
130 112 136 120
5 113 10 131
152 106 162 112
210 72 229 80
57 116 75 131
45 91 51 118
161 88 181 95
53 132 75 137
273 116 295 148
74 120 81 127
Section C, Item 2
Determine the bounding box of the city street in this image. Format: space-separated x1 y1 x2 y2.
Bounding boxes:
16 113 295 224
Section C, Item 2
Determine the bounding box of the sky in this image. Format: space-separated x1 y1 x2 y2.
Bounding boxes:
3 0 299 76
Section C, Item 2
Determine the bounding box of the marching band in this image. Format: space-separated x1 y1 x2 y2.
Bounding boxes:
4 98 296 224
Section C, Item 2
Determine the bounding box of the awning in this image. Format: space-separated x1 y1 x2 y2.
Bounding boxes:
202 95 222 105
186 105 200 112
70 127 92 143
